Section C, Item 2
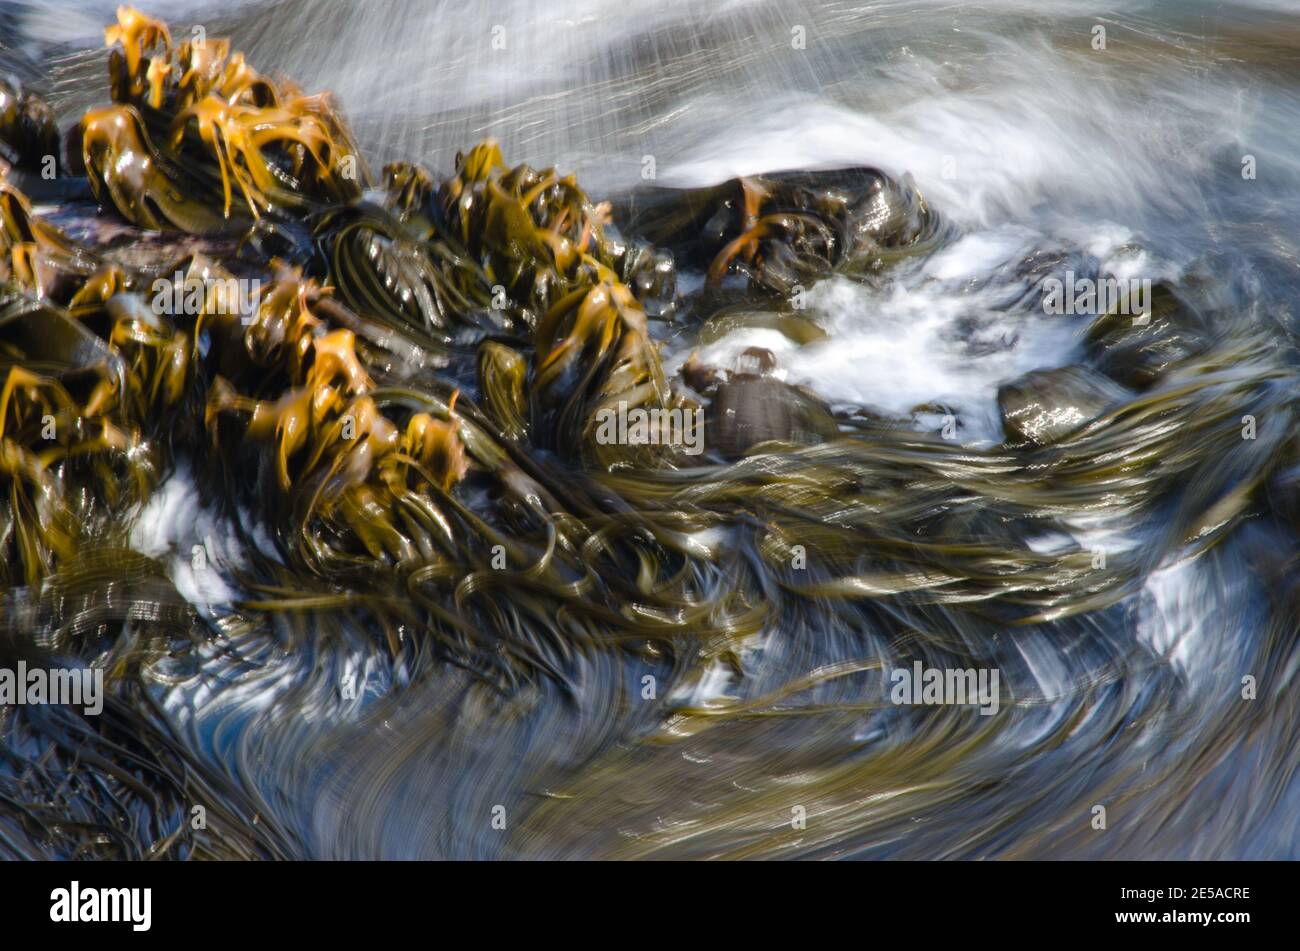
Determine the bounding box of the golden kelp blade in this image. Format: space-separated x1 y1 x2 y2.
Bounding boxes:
87 5 368 231
81 105 229 234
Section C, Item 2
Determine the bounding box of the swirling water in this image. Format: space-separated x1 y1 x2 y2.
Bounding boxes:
3 0 1300 858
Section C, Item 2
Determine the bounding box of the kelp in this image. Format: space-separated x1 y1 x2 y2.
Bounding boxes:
0 168 196 590
81 104 235 235
203 268 471 567
4 5 1299 861
313 201 493 346
439 143 592 295
0 177 105 300
0 289 166 588
0 613 293 860
435 142 625 330
601 337 1295 624
619 166 945 298
476 341 529 443
37 8 1285 665
199 263 765 684
319 147 676 360
322 141 693 466
85 6 368 232
530 256 681 466
0 79 59 173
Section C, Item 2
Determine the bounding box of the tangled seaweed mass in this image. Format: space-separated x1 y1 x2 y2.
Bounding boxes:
0 5 1297 860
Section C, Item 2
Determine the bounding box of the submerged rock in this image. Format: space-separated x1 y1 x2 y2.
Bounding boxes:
1084 281 1210 389
708 376 842 457
702 347 841 457
998 364 1130 447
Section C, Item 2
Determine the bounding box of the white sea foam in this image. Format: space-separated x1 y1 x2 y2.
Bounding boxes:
668 260 1085 444
129 463 248 614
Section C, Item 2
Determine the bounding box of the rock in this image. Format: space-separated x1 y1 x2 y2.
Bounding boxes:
707 376 841 457
1084 281 1210 389
615 167 941 295
998 364 1130 447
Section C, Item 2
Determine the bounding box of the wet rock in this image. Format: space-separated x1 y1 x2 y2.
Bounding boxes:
998 364 1130 447
1084 281 1210 389
732 345 778 376
707 365 841 458
708 377 841 457
615 166 942 296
